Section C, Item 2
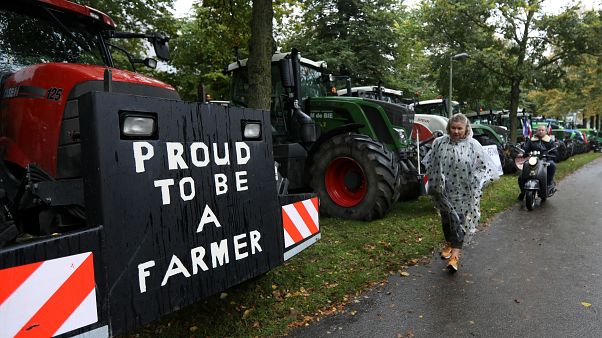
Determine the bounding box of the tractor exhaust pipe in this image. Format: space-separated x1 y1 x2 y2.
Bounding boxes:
103 68 112 92
291 49 302 102
280 49 316 144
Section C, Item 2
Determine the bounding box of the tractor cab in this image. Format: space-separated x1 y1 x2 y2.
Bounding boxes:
229 52 326 143
0 0 176 244
0 1 169 74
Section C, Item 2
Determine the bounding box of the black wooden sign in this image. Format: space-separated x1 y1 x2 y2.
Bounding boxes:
79 92 282 335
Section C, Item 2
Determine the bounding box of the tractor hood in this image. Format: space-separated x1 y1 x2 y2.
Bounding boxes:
0 63 178 177
2 63 176 96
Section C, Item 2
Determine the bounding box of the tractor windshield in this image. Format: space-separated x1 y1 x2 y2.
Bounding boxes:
0 5 106 73
298 64 329 98
356 91 405 105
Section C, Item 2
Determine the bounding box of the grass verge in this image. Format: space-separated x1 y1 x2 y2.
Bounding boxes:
128 152 600 338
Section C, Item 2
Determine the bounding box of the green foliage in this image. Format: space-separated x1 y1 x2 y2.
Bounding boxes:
166 1 253 100
75 0 178 35
417 0 602 142
282 0 413 90
158 1 293 101
71 1 602 120
528 55 602 119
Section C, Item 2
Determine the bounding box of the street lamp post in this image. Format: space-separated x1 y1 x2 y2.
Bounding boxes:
448 52 469 118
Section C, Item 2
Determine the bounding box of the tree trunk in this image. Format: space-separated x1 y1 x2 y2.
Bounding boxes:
508 4 534 144
509 78 521 144
247 0 273 110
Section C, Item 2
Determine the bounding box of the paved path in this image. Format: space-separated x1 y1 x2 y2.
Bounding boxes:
292 158 602 337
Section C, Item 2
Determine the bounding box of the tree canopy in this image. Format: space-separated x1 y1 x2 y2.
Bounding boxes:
74 0 602 133
417 0 601 141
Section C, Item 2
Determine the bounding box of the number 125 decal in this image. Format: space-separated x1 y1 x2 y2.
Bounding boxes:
47 87 63 101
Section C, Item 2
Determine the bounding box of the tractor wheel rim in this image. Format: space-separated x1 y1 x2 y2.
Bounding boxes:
325 157 367 207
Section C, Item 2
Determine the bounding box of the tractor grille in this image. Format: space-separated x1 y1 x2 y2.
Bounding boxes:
365 99 414 136
361 105 396 146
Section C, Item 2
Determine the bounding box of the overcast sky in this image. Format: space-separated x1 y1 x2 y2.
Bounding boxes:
171 0 601 18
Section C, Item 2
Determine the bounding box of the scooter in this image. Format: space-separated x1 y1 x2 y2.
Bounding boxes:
519 147 557 210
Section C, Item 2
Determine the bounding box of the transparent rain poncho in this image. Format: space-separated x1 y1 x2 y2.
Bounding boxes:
422 128 500 241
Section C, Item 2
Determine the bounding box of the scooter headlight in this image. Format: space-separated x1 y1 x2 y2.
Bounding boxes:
528 157 538 166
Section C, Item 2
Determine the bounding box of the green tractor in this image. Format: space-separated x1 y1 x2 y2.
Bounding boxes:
227 50 422 221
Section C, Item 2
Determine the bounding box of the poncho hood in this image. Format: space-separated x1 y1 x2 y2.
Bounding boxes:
447 124 474 144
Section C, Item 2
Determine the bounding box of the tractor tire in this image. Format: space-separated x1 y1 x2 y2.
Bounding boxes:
557 141 567 162
309 133 400 221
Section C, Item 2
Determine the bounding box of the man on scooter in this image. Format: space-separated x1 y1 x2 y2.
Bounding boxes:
517 125 557 201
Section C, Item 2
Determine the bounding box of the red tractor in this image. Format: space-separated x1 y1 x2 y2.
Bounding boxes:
0 0 176 243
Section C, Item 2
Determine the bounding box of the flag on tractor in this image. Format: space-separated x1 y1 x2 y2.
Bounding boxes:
522 118 532 138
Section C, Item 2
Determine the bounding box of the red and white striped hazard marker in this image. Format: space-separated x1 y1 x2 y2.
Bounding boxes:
0 252 98 338
282 197 320 260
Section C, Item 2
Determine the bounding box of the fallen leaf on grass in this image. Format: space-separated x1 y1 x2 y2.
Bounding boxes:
189 326 198 333
581 302 592 308
242 309 253 319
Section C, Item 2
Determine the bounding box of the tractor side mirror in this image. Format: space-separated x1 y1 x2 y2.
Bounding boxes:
150 34 170 61
320 73 334 83
279 58 294 89
143 58 157 69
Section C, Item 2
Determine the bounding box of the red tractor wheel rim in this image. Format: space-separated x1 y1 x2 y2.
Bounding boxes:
325 157 367 207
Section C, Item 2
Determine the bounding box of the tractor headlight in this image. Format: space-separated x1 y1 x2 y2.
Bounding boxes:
394 128 406 141
120 113 157 139
242 121 262 140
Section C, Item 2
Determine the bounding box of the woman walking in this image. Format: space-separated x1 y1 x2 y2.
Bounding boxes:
423 113 499 272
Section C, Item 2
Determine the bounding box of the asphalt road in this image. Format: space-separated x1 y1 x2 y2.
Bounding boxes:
292 158 602 338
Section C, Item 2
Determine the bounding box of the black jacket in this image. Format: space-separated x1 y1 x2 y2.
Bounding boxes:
523 135 557 161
